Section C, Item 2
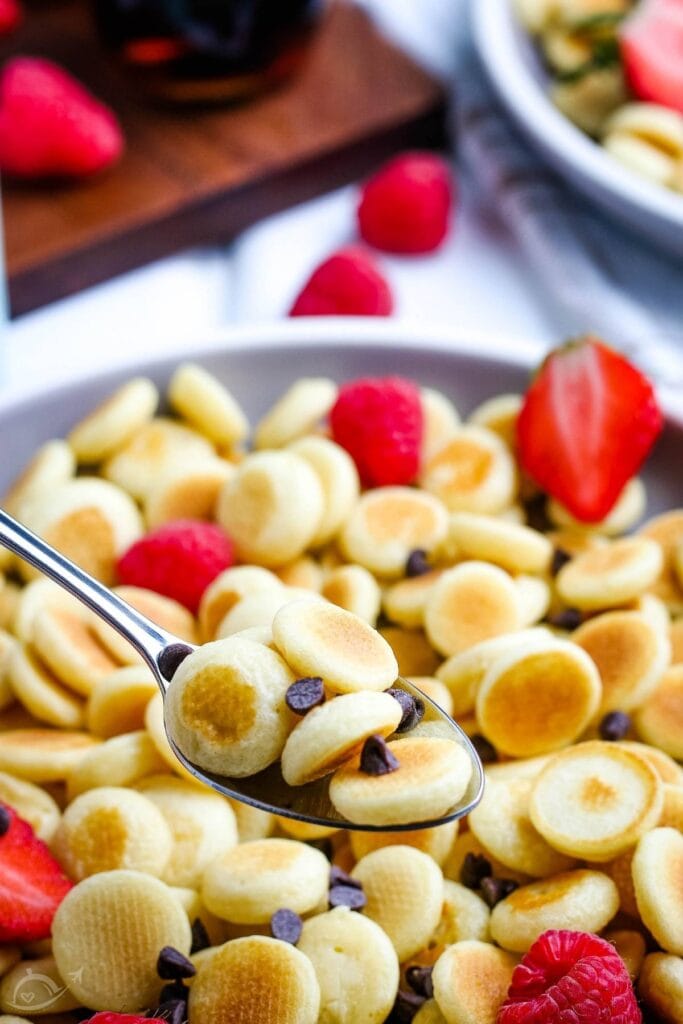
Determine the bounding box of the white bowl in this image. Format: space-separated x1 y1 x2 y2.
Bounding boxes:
472 0 683 257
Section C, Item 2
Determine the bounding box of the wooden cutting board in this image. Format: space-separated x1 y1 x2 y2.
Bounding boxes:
0 0 447 317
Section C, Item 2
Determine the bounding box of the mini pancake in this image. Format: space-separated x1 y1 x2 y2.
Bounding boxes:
0 956 81 1015
329 736 473 826
0 630 16 713
669 617 683 664
2 438 75 517
52 869 191 1013
475 638 601 757
18 477 144 585
68 377 159 462
468 393 522 450
165 637 296 777
469 776 577 877
188 935 320 1024
420 387 461 462
53 785 173 880
545 528 609 558
254 377 337 449
275 816 340 841
7 645 85 729
272 599 398 694
529 741 663 861
640 509 683 612
103 417 216 501
432 880 491 947
618 740 683 786
432 940 517 1024
419 425 517 514
217 450 324 566
632 827 683 955
0 769 61 842
13 578 87 644
201 838 329 923
424 562 521 657
228 799 275 843
66 729 167 800
382 570 444 629
168 362 249 447
490 869 619 952
288 436 360 547
634 664 683 759
638 953 683 1023
339 487 449 579
351 845 444 961
322 564 382 624
350 819 458 867
515 575 551 627
660 783 683 831
379 626 441 678
134 775 238 888
298 907 399 1024
484 755 552 784
281 691 402 786
407 676 454 717
435 628 552 717
215 587 322 639
604 929 646 980
448 513 552 574
199 566 283 642
631 592 671 635
87 665 159 737
573 610 671 714
145 691 199 783
0 580 19 633
548 477 646 536
277 555 324 592
555 536 664 611
143 457 234 528
31 604 118 696
0 728 100 782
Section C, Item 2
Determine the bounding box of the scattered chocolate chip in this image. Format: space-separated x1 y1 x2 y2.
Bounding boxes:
523 494 552 533
599 710 632 742
405 965 434 1000
480 876 519 908
158 643 194 682
550 547 572 576
0 805 11 837
270 908 303 945
153 997 187 1024
387 989 425 1023
405 549 431 578
470 733 498 764
460 852 492 890
285 676 325 715
158 981 188 1003
547 607 583 631
190 917 210 954
157 946 196 981
387 688 425 733
329 884 367 911
329 865 363 890
360 734 400 776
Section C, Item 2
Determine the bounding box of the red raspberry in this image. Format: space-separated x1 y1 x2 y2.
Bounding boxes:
497 930 642 1024
118 520 233 614
289 246 393 317
89 1016 167 1024
329 376 423 487
0 0 21 36
357 152 454 254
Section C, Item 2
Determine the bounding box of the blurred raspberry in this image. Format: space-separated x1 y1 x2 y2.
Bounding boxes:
289 246 393 317
0 0 21 36
89 1015 168 1024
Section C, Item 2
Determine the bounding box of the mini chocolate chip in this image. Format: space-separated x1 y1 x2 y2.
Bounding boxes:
386 688 425 733
285 676 325 715
480 876 519 908
387 989 425 1023
159 981 188 1003
360 734 400 776
470 733 498 764
405 965 434 999
547 607 583 631
329 865 363 890
550 547 572 576
190 917 210 954
157 946 196 981
0 805 11 837
405 549 431 578
153 997 187 1024
158 643 194 682
523 494 552 533
460 852 492 890
270 908 303 945
599 710 632 741
329 884 367 911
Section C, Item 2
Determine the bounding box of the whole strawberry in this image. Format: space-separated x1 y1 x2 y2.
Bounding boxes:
357 152 454 254
517 336 663 523
329 376 423 487
0 0 21 36
289 246 393 317
0 57 124 178
497 930 641 1024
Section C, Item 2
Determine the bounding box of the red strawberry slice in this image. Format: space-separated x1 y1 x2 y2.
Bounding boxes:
0 0 21 36
0 802 73 943
0 57 124 179
517 336 663 523
620 0 683 114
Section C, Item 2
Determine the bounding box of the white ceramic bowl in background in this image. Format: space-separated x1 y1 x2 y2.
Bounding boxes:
472 0 683 257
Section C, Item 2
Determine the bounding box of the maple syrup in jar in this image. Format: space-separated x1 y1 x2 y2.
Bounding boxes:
94 0 323 103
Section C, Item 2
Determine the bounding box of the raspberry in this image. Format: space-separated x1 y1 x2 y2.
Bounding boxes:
329 376 423 487
289 246 393 317
0 0 21 36
357 152 454 254
497 930 642 1024
89 1015 168 1024
117 520 234 614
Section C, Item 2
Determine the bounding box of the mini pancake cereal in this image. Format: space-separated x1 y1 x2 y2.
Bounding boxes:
555 536 664 610
322 564 381 624
103 416 216 500
2 438 75 519
349 819 458 866
424 562 521 657
168 362 249 447
419 425 517 513
255 377 337 449
431 880 491 946
198 565 283 642
638 953 683 1023
86 665 159 737
431 940 517 1024
67 377 159 462
634 664 683 760
632 827 683 956
66 729 166 799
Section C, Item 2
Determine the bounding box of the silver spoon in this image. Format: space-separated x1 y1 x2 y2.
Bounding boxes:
0 508 484 831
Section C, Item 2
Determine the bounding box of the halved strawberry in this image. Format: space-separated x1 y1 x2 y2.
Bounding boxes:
517 337 663 523
0 801 73 942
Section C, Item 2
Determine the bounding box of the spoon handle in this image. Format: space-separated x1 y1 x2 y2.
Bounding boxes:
0 507 174 679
